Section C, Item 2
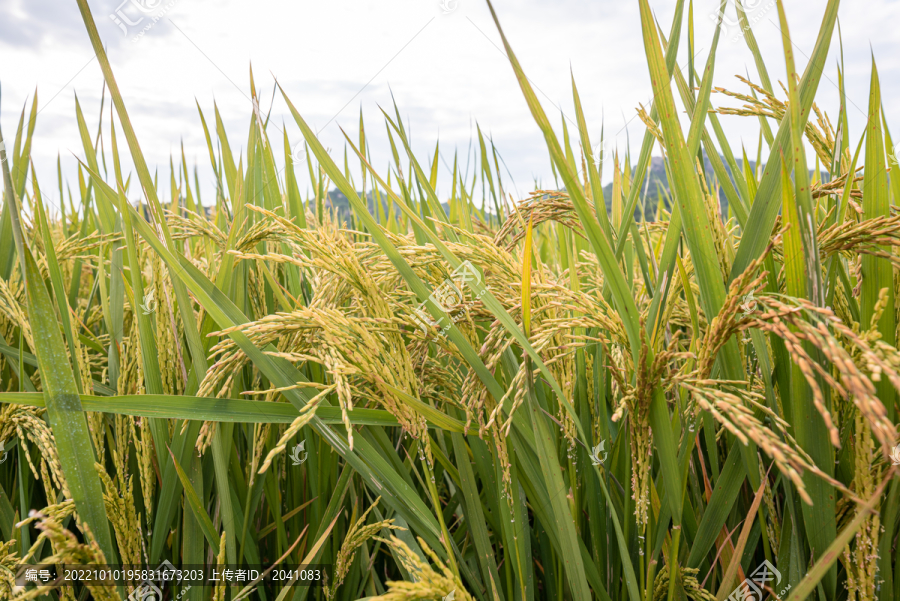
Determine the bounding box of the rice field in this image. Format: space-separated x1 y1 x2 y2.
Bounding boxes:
1 0 899 600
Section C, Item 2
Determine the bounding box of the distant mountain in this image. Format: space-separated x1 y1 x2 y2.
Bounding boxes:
598 153 828 221
316 153 824 224
315 188 449 220
599 154 754 221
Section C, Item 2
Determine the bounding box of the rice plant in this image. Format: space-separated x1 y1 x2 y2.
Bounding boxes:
1 0 899 600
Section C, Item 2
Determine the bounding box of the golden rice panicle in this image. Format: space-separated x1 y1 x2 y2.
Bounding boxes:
96 462 144 569
683 379 816 504
248 419 272 486
610 334 654 528
760 455 780 552
324 498 401 601
715 75 834 164
212 531 227 601
652 566 715 601
493 190 590 250
0 540 19 599
152 254 185 397
0 275 34 353
116 319 146 396
257 385 326 474
753 295 898 452
15 500 76 549
1 406 69 501
12 513 121 601
373 536 473 601
129 416 156 531
842 412 881 601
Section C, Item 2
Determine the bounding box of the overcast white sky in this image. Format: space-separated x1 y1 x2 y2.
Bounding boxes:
1 0 898 214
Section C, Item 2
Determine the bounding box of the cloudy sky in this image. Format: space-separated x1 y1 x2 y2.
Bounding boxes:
1 0 898 214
